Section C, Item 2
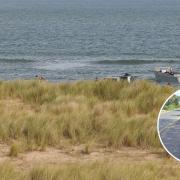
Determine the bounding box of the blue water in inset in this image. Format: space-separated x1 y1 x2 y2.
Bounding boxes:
1 0 180 81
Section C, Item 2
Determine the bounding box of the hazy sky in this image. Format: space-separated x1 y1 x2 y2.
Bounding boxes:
175 91 180 97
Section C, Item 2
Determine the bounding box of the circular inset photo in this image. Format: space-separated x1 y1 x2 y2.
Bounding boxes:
158 90 180 161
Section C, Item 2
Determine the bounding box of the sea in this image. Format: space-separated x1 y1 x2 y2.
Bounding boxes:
1 0 180 81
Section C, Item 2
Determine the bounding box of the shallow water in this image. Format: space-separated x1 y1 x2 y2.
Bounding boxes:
1 0 180 81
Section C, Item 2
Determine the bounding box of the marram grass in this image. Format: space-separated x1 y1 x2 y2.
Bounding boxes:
0 160 179 180
0 79 174 151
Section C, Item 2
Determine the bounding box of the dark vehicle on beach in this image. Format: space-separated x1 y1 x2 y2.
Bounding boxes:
154 67 180 84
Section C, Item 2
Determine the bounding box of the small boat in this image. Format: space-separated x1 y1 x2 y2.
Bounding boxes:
103 73 135 83
154 67 180 84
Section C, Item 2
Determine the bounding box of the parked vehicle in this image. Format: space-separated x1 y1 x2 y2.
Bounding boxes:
154 67 180 84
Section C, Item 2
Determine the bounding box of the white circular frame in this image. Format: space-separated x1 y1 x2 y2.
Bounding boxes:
157 90 180 161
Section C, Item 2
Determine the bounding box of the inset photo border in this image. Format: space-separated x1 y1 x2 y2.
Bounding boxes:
157 90 180 161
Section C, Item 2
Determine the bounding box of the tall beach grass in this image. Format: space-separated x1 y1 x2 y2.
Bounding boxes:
0 79 174 151
0 160 179 180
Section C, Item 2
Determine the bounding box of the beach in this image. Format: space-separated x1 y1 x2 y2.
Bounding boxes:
0 79 178 179
1 0 180 179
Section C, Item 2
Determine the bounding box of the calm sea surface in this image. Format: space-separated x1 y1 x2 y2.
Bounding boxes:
1 0 180 81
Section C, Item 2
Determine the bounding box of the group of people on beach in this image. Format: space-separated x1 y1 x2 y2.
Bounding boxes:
35 75 46 80
159 67 174 75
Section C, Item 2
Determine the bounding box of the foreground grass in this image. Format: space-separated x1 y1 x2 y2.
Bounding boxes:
0 79 174 152
0 160 179 180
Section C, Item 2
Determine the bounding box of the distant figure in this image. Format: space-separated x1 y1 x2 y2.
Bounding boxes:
169 68 174 75
35 75 46 80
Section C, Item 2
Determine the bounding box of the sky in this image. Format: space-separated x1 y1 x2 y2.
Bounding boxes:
175 91 180 97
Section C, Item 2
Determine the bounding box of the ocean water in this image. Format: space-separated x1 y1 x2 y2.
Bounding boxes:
1 0 180 81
